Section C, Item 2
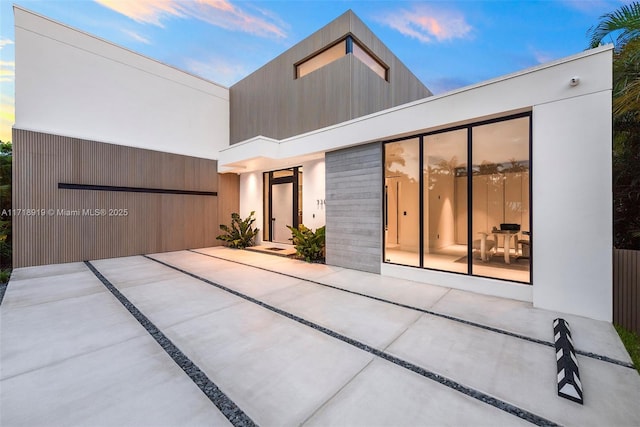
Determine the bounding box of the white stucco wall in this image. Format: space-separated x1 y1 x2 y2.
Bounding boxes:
227 46 613 321
532 90 612 321
301 158 326 231
239 172 264 243
14 7 228 160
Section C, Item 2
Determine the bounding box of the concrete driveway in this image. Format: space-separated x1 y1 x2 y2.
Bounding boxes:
1 247 639 426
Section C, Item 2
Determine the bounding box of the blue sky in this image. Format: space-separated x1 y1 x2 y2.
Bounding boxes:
0 0 629 142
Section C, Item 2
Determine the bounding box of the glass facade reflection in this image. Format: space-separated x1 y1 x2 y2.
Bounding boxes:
383 114 531 284
423 129 468 273
296 36 388 81
384 138 420 267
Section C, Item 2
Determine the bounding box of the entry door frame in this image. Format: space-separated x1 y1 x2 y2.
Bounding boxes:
267 167 300 243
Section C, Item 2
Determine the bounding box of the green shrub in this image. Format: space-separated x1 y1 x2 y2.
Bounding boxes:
216 211 259 249
287 224 325 262
0 268 11 284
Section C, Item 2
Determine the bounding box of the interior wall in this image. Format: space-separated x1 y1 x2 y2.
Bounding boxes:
428 172 456 249
385 176 420 252
398 177 420 252
457 172 530 243
455 178 468 244
385 178 399 246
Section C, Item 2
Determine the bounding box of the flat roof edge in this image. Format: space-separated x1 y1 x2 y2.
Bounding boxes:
279 45 614 143
12 4 230 91
225 45 612 155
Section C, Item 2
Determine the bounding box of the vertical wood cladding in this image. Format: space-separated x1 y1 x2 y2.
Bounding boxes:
217 173 240 232
12 129 238 267
613 249 640 335
230 10 431 144
325 142 382 273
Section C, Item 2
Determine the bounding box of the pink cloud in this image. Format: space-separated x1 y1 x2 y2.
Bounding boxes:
378 5 472 43
187 0 287 38
95 0 287 38
94 0 183 27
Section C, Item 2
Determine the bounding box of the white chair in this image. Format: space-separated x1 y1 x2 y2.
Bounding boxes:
473 232 496 262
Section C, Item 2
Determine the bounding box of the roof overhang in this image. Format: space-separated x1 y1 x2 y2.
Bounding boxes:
218 45 613 174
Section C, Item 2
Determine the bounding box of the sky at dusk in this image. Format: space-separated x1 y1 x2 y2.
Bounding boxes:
0 0 629 142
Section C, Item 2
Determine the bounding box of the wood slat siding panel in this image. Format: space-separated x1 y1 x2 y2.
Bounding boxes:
613 248 640 334
230 11 431 144
326 142 382 273
11 129 237 268
216 173 240 237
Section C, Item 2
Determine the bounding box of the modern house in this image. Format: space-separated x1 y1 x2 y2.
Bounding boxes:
12 6 613 322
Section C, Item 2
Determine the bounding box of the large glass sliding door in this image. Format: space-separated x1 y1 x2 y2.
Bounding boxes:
471 117 530 282
383 113 531 284
423 129 468 273
384 138 420 267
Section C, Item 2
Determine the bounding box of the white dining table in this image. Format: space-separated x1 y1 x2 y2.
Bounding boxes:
492 229 519 264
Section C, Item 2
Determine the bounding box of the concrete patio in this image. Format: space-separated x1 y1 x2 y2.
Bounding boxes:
1 247 639 426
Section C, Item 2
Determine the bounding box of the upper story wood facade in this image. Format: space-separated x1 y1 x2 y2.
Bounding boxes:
229 10 432 144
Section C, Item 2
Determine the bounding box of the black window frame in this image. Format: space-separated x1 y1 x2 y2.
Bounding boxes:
381 111 533 285
294 34 389 81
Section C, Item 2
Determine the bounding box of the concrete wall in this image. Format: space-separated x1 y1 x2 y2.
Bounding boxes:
326 143 382 273
14 6 229 160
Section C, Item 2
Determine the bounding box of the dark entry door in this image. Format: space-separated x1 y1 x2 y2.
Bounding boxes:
266 167 300 243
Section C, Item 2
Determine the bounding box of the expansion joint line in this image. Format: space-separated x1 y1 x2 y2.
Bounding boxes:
84 261 257 427
188 250 635 370
145 255 560 427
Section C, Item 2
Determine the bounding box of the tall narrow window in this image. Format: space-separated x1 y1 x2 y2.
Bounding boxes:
423 129 468 273
471 117 530 283
384 138 420 267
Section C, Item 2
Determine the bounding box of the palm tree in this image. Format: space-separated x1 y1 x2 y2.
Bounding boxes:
587 2 640 49
588 2 640 116
588 2 640 248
